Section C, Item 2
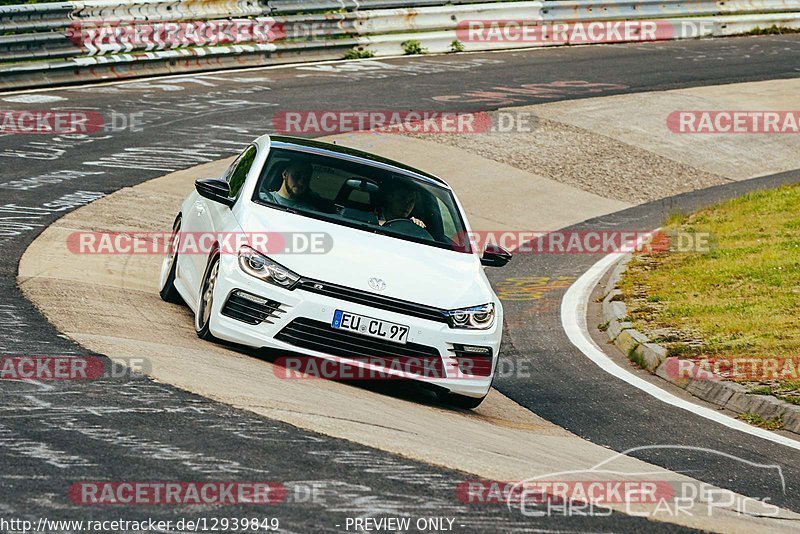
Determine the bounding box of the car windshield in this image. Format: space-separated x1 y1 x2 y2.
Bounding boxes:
252 147 471 253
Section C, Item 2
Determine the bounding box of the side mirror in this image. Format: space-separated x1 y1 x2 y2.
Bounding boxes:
195 178 234 207
481 243 512 267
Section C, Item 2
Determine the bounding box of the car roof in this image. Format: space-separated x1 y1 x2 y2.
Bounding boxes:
263 135 451 189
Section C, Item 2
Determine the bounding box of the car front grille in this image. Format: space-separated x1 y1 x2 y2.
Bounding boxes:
297 278 449 323
221 290 285 325
275 318 443 376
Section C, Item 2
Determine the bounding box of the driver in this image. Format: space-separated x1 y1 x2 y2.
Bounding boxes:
377 181 426 228
262 161 315 209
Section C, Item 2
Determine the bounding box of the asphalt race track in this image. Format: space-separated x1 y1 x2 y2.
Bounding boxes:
1 35 800 532
491 169 800 511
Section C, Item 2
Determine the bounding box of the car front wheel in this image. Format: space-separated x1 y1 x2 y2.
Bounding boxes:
195 254 220 341
438 391 487 410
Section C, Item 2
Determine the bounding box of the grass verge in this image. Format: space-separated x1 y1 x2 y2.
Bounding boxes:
737 412 784 431
619 184 800 399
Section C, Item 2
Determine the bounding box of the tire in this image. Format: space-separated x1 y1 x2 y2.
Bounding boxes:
195 253 220 341
158 216 184 304
438 391 487 410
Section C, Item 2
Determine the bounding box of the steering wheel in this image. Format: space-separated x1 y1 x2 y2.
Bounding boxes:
382 218 433 240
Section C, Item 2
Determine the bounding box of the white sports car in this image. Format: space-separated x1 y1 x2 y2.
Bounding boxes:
159 135 510 408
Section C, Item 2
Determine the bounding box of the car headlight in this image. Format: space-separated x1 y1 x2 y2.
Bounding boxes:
238 245 300 290
446 303 495 330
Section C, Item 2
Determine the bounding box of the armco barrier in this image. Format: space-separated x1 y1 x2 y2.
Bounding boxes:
0 2 74 32
265 0 496 13
540 0 800 20
0 0 798 90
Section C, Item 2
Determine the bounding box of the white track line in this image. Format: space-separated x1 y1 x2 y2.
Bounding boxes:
561 251 800 451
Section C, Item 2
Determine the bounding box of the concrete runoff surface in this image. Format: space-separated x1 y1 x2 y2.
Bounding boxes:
411 78 800 203
19 155 800 532
528 78 800 181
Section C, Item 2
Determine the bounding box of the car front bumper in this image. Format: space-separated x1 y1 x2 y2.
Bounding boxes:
208 254 502 398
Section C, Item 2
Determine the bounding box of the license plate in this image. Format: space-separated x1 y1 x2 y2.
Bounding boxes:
332 310 409 345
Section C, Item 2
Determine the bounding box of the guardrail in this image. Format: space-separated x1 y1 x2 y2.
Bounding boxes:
0 0 798 90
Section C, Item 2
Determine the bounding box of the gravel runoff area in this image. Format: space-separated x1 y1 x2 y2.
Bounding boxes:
406 112 729 204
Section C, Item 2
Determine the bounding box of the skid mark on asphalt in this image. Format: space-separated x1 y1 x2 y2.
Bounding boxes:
432 81 630 106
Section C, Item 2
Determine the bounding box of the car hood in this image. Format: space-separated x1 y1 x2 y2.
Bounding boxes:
238 205 493 309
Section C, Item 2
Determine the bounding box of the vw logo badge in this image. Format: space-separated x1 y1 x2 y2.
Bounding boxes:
368 277 386 292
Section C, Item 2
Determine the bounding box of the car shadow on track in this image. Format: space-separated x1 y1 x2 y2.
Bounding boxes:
211 338 477 413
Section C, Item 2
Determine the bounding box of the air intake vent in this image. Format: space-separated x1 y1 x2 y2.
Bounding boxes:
449 344 493 377
221 290 284 325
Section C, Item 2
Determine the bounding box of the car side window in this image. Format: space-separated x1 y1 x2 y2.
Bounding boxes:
225 145 257 199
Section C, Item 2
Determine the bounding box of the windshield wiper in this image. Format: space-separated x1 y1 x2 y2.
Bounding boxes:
256 200 301 215
339 220 385 235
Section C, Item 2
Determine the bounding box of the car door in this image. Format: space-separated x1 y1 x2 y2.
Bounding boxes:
183 145 258 296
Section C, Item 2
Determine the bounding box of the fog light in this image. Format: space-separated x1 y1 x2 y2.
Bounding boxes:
450 344 493 377
235 290 270 306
